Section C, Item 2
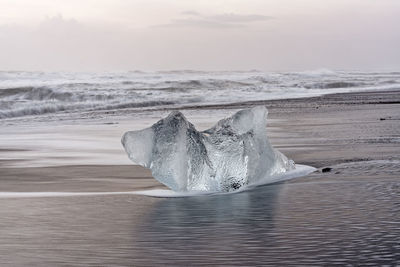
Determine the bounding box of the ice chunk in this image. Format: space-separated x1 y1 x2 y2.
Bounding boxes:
122 106 295 192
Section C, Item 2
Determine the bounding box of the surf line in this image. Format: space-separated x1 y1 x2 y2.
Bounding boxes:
0 191 138 199
0 164 316 199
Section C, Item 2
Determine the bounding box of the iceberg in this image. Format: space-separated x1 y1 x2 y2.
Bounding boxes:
122 106 295 192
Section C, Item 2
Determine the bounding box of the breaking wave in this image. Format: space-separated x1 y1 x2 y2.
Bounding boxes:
1 70 399 120
304 81 363 89
0 99 180 119
0 86 115 102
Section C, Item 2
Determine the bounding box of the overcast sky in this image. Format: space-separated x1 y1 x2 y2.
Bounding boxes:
0 0 399 72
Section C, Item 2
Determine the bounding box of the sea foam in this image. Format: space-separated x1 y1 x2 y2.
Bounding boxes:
1 70 399 121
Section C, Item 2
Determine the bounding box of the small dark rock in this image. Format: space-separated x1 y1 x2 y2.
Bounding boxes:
321 167 332 173
380 118 386 121
231 182 241 190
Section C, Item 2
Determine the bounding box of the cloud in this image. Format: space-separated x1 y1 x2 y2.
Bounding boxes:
39 14 80 29
37 14 83 35
155 11 273 29
180 10 201 16
158 18 245 29
209 14 272 23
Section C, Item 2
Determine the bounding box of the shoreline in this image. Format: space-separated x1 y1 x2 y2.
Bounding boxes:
168 89 400 111
1 89 399 192
1 88 399 127
1 89 399 266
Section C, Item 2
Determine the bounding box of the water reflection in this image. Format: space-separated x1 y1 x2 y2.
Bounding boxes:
137 184 282 264
1 163 399 266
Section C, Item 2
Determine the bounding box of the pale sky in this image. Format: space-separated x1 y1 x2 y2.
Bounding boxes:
0 0 399 72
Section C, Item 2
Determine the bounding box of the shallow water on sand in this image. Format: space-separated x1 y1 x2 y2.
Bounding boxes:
1 90 399 266
0 170 399 266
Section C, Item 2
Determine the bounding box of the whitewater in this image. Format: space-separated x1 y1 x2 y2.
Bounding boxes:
1 70 400 122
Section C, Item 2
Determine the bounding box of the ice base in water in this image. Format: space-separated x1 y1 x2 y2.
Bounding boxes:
122 106 295 192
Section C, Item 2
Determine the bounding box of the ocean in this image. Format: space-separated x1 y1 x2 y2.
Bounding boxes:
0 70 399 265
1 70 400 123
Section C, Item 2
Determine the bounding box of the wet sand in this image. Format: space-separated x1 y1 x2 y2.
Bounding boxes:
0 90 399 266
2 90 399 190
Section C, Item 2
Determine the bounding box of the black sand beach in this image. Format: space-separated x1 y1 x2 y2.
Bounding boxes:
0 90 399 265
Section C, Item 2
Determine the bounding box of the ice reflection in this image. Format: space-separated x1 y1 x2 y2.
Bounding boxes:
137 184 282 264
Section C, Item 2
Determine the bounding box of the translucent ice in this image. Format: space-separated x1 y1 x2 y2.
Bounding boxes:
122 106 295 192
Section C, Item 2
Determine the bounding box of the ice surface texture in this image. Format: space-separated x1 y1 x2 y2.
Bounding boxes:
122 106 295 192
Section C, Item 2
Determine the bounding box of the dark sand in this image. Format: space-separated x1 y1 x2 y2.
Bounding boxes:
2 90 399 191
0 90 399 266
